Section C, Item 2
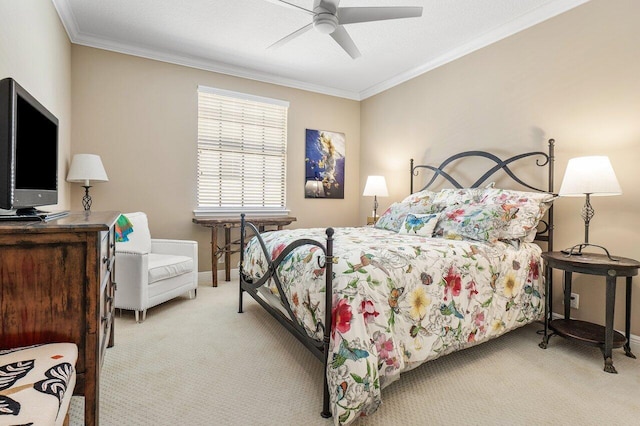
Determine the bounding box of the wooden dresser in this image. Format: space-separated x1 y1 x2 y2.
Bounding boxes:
0 210 119 426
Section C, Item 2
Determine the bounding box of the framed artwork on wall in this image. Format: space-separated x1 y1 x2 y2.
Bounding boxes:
304 129 345 199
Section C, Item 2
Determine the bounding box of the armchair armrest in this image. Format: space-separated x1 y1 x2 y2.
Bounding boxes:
151 239 198 258
114 251 149 311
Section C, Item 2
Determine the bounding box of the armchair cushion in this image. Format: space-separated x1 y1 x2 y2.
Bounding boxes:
148 253 194 284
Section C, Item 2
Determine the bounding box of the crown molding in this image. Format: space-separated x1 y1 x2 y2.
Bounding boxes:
52 0 360 100
72 32 362 100
51 0 80 40
360 0 591 99
52 0 590 102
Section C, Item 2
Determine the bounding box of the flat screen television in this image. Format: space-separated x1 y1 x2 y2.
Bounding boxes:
0 77 59 215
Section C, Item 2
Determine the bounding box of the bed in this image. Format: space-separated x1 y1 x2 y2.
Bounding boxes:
238 140 556 425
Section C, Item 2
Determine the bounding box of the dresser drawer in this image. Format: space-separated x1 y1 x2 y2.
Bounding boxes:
99 229 114 282
98 226 116 365
99 281 113 366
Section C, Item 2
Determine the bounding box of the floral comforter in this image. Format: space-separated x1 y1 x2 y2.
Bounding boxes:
242 226 543 425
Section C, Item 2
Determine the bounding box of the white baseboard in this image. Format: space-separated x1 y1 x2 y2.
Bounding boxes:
551 312 640 346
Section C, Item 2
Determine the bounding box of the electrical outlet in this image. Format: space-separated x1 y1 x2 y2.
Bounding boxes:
570 292 579 309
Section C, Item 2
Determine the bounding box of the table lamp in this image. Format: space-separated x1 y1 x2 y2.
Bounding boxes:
363 175 388 221
67 154 109 211
558 155 621 256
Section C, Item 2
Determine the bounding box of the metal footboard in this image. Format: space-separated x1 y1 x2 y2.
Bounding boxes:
238 213 334 418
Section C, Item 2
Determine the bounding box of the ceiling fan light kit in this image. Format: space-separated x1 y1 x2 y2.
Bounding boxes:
269 0 423 59
314 13 339 34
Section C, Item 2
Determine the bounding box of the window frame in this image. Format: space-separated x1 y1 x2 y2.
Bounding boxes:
194 86 290 218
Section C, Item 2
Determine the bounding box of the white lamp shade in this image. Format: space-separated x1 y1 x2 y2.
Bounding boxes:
66 154 109 186
363 175 389 197
558 156 621 197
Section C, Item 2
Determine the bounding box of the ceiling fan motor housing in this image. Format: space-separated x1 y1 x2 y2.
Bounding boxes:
313 12 339 34
269 1 424 59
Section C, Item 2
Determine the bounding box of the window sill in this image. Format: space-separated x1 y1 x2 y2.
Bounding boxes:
193 208 291 218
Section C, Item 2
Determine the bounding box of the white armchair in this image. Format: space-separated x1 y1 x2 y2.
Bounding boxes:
114 212 198 323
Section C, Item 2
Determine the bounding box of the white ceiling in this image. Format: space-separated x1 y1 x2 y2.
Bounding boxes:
52 0 589 100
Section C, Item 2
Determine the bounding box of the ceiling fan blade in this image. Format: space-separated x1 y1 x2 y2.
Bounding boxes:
330 26 361 59
268 23 314 50
263 0 314 15
338 6 423 25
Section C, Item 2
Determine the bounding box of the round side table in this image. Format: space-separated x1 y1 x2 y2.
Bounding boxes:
538 251 639 373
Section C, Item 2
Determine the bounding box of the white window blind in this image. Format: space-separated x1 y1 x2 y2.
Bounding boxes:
196 86 289 217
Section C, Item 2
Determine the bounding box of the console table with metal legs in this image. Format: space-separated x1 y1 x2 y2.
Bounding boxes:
193 216 296 287
539 251 639 373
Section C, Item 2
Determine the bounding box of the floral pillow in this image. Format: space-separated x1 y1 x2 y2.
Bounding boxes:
375 191 442 232
499 202 550 241
479 188 555 241
403 184 493 207
401 189 437 204
432 187 484 206
399 213 439 236
433 196 554 243
434 203 506 242
479 188 554 206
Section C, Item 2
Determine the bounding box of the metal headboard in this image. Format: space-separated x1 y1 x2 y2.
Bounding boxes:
410 139 555 248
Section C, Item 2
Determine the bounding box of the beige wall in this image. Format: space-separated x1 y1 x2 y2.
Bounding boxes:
0 0 72 210
70 46 361 270
7 0 636 333
361 0 640 334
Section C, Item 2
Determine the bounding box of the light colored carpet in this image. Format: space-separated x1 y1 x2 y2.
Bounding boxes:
70 279 640 425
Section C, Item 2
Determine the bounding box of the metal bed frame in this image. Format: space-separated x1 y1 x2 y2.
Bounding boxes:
238 138 556 419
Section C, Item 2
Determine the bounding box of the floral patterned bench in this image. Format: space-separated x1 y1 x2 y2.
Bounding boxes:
0 343 77 426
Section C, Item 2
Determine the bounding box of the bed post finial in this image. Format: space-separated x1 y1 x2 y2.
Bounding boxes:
410 158 414 194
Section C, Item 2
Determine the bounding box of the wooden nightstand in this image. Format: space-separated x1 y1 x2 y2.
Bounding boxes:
539 251 640 373
366 216 378 226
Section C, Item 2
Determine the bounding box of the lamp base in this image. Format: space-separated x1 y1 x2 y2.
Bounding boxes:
81 186 93 211
561 243 618 261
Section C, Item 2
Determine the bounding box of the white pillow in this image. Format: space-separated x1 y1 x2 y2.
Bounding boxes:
116 212 152 253
399 213 439 236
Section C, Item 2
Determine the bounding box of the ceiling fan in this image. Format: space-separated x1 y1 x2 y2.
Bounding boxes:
266 0 423 59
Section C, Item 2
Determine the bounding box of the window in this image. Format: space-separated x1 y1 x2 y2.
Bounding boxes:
195 86 289 217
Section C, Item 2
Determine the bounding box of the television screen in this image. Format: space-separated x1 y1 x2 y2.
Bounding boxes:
0 77 59 213
16 95 58 191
